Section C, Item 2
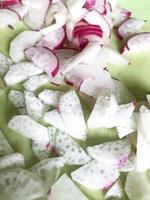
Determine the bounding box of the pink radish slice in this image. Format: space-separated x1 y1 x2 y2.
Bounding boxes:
118 18 146 40
84 0 96 10
0 0 21 8
25 47 59 77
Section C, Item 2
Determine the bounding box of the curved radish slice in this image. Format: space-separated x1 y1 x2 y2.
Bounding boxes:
71 160 120 190
0 153 24 170
58 90 87 141
0 0 21 8
4 62 43 86
48 174 88 200
118 18 146 40
121 33 150 54
25 47 59 78
0 129 13 156
0 168 46 200
105 181 123 199
87 138 131 168
8 3 28 19
9 31 41 63
36 27 65 50
8 115 50 144
54 131 90 165
8 90 25 108
0 9 20 28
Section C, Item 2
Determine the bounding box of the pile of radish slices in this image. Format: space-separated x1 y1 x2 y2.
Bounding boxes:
0 0 150 200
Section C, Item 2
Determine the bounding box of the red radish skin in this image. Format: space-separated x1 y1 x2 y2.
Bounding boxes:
0 0 21 8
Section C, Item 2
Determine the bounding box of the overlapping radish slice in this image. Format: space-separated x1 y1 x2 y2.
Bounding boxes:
0 153 24 170
9 31 41 63
0 168 46 200
8 90 25 108
8 3 28 19
54 131 90 165
0 129 13 156
31 157 66 192
71 159 120 190
8 115 49 144
0 9 20 28
48 174 88 200
105 180 123 199
0 53 13 76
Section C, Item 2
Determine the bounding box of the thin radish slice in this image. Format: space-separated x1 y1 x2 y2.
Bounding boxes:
54 131 90 165
0 153 24 171
87 138 131 168
71 159 120 190
48 174 88 200
39 89 64 107
0 53 13 76
25 47 59 78
23 74 49 92
0 129 13 156
58 90 87 141
47 126 57 147
0 168 46 200
4 62 43 86
119 155 136 172
0 9 20 28
8 3 28 19
8 90 25 108
118 18 146 40
8 115 49 144
105 181 123 199
10 31 42 63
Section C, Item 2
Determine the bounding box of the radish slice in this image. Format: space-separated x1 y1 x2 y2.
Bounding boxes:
8 90 25 108
0 0 21 8
54 131 90 165
71 160 120 190
25 47 59 78
10 31 42 63
0 9 20 28
105 181 123 199
48 174 88 200
0 153 24 170
8 115 50 144
0 168 46 200
4 62 43 86
118 18 146 40
8 3 28 19
0 129 13 156
0 53 13 76
84 0 96 10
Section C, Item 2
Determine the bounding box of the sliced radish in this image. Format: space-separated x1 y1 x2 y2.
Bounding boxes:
0 129 13 156
0 53 13 76
105 181 123 199
47 126 57 147
0 9 20 28
8 90 25 108
10 31 41 63
8 3 28 19
4 62 43 86
8 115 49 144
54 131 90 165
0 153 24 170
0 0 21 8
25 47 59 78
48 174 88 200
71 159 120 190
119 155 136 172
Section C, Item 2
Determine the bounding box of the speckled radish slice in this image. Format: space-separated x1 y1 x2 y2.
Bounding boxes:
0 129 13 156
4 62 43 86
58 90 87 141
8 115 49 144
87 138 131 168
119 155 136 172
0 168 46 200
0 153 25 171
8 90 25 108
105 180 123 199
54 131 90 165
31 157 66 192
39 90 64 107
10 31 41 63
71 159 120 190
125 171 150 200
47 126 57 146
23 75 49 92
48 174 88 200
8 3 28 19
0 53 13 76
0 9 20 28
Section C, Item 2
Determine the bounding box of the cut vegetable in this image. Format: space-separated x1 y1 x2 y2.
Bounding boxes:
0 129 13 156
105 181 123 199
0 53 13 76
8 90 25 108
8 3 28 19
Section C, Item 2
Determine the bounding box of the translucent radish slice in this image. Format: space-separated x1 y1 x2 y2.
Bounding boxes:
9 31 41 63
8 115 49 144
105 181 123 199
8 90 25 108
0 153 24 171
58 90 87 141
48 174 88 200
23 74 49 92
120 155 136 172
39 90 64 107
87 138 131 168
118 18 146 40
31 157 66 192
54 131 90 165
0 168 46 200
71 160 120 190
25 47 59 78
0 129 13 156
8 3 28 19
0 53 13 76
0 9 20 28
